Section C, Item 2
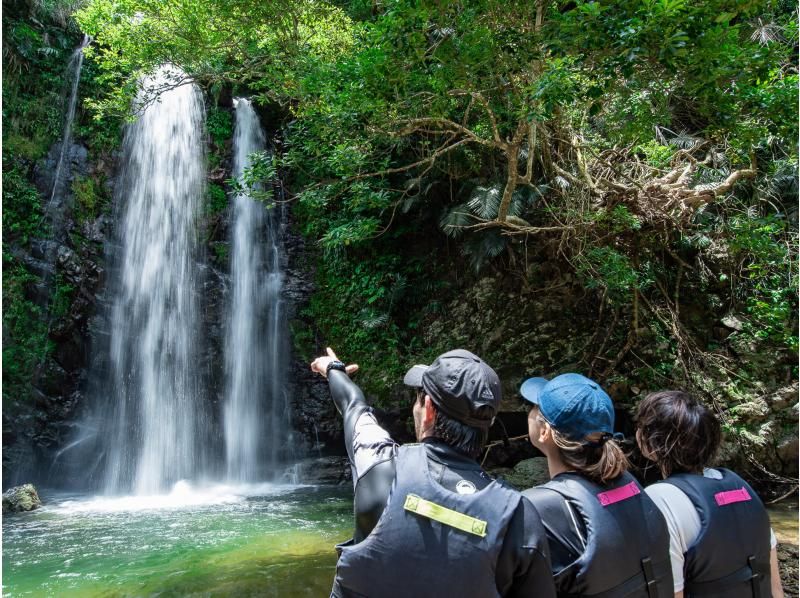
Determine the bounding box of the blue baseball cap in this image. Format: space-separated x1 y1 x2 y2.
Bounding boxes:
519 373 615 442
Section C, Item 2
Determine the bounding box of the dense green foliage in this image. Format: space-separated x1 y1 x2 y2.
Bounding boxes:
3 2 75 407
75 0 796 399
2 0 120 411
4 0 797 471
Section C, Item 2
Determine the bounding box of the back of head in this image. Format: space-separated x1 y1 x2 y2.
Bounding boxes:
635 390 721 478
549 426 629 484
405 349 501 459
521 373 628 484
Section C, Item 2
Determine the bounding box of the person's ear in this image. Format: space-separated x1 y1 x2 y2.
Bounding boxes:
538 420 552 444
423 395 437 427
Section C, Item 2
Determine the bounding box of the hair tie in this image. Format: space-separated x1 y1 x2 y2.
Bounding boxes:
584 432 625 448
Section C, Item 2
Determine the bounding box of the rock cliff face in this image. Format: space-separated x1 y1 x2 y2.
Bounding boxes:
3 141 114 486
417 271 799 490
2 104 352 485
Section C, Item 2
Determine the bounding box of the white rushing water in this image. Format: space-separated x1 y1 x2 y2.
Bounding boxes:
224 98 291 481
101 66 209 495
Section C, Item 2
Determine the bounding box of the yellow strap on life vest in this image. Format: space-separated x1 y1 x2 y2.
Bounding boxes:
403 493 487 538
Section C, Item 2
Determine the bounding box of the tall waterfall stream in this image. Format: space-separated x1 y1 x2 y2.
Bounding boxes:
100 67 210 495
224 98 292 483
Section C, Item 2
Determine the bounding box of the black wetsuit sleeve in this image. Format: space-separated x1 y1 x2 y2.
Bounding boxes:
496 496 557 598
326 369 396 542
327 369 371 465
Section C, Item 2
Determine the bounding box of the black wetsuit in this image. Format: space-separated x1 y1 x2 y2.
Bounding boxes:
327 370 556 597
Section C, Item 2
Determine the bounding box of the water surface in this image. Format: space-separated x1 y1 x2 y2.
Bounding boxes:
767 497 799 545
3 484 351 597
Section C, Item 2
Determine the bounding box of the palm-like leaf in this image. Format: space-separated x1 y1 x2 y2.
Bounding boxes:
750 19 784 45
439 203 474 238
358 310 389 329
467 184 502 219
463 229 507 273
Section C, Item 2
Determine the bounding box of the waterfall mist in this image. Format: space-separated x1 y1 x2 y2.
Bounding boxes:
53 77 299 495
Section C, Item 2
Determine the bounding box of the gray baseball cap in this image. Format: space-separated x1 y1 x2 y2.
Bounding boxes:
403 349 501 429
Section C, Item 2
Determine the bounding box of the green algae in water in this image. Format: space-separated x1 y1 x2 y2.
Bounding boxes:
2 485 352 597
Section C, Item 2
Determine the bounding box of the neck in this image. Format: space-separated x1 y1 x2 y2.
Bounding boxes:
545 449 572 479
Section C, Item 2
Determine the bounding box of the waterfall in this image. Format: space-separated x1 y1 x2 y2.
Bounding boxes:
46 33 91 221
98 66 209 495
223 98 291 481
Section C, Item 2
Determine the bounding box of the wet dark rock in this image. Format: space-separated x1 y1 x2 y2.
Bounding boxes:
294 456 351 485
208 167 227 183
56 245 83 284
35 361 72 397
80 214 111 243
33 141 90 203
2 484 42 513
30 239 61 262
778 543 798 597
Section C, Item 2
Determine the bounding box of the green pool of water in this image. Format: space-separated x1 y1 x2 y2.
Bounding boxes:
2 483 352 597
767 498 799 545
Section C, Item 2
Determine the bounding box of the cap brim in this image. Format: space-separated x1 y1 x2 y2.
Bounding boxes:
520 377 549 406
403 364 429 387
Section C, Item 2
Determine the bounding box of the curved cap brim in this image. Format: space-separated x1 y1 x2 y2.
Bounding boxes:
520 377 549 406
403 364 429 387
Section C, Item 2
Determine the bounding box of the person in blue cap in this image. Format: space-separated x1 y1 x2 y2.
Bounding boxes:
311 347 556 598
519 373 674 597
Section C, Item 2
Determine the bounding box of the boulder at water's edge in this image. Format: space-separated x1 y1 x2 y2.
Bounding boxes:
2 484 42 513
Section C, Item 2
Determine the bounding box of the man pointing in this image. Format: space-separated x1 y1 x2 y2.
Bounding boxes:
311 347 555 598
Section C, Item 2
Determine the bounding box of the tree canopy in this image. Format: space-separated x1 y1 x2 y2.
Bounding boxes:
4 0 798 474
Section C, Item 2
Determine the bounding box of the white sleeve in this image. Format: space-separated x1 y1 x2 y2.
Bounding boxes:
644 484 702 593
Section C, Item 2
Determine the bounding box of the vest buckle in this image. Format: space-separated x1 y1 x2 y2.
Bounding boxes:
640 557 659 598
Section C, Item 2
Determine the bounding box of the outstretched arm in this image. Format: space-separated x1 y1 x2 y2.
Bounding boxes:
770 546 784 598
310 347 367 459
310 347 397 541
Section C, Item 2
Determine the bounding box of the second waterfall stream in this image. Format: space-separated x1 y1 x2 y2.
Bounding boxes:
224 98 292 482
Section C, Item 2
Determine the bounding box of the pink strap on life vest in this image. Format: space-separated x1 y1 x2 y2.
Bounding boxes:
596 481 640 507
714 487 751 506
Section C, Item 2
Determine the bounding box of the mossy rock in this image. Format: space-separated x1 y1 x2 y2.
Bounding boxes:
498 457 550 490
2 484 42 513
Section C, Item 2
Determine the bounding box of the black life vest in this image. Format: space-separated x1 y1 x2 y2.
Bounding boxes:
525 471 673 598
659 469 771 598
332 443 521 598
